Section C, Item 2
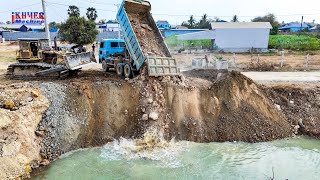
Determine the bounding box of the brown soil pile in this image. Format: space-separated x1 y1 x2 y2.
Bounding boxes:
0 83 49 179
264 85 320 138
128 13 167 56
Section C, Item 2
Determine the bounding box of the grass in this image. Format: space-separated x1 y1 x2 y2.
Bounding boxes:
164 35 212 50
0 51 16 62
269 35 320 51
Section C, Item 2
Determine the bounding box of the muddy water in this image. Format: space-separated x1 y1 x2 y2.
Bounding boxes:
33 136 320 180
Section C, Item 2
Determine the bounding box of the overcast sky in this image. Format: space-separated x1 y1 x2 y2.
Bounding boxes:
1 0 320 25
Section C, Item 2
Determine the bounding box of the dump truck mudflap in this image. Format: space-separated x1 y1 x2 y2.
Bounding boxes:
147 57 180 76
63 52 96 70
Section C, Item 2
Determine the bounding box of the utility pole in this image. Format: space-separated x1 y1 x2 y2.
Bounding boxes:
115 4 121 39
41 0 51 44
300 16 304 35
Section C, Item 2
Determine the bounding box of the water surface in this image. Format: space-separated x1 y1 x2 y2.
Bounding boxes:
33 136 320 180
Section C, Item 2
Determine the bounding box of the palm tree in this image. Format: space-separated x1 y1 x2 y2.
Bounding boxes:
188 15 196 28
231 15 239 22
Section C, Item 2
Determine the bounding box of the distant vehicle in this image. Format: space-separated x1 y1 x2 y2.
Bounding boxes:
99 39 125 63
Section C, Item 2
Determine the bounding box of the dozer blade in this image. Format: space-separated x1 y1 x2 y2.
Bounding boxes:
147 57 180 76
63 52 96 70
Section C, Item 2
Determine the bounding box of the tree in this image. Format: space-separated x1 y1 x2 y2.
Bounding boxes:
187 15 196 28
198 14 211 29
231 15 239 22
49 21 60 29
86 7 98 21
98 19 106 24
68 5 80 17
59 16 98 45
252 13 279 35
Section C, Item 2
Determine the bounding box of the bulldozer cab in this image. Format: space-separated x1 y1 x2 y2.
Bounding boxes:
17 38 49 61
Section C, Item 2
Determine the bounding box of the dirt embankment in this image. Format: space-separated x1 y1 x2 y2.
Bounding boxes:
0 83 49 179
0 70 319 179
264 85 320 138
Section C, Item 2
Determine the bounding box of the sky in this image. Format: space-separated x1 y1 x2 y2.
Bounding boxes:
0 0 320 25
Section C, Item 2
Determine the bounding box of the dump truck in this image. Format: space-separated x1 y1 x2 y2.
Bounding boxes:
7 38 96 79
101 0 179 78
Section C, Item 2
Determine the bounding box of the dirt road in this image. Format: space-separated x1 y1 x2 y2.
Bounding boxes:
242 71 320 83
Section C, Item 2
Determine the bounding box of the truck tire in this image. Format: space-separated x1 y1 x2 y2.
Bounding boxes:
116 63 124 76
124 63 133 78
102 61 109 72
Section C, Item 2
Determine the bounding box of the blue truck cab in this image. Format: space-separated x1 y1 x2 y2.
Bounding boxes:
99 39 125 63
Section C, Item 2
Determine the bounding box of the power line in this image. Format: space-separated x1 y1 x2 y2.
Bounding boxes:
0 3 41 14
77 0 115 6
46 1 117 12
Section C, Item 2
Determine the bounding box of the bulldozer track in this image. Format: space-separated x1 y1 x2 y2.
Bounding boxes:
6 62 70 80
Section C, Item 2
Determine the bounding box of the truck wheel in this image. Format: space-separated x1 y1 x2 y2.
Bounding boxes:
102 61 109 72
124 63 133 78
116 63 124 76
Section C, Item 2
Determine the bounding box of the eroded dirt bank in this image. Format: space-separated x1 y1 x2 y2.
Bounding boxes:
1 70 320 179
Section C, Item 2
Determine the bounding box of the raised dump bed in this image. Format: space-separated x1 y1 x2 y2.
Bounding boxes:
117 0 179 76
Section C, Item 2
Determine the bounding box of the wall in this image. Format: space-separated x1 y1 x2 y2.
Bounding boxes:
215 28 271 52
162 29 206 38
3 32 119 42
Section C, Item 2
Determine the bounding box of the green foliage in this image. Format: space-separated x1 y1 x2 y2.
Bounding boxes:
165 35 212 49
269 35 320 51
252 13 279 35
58 16 98 45
181 14 211 29
86 7 98 21
49 21 60 29
68 5 80 17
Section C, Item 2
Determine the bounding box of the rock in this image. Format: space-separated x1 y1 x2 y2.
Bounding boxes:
31 89 40 98
275 104 281 111
124 109 128 115
39 159 50 166
26 97 33 102
293 125 300 135
141 107 146 113
35 131 45 137
125 78 130 81
149 112 159 120
164 124 169 129
289 100 294 104
45 111 52 116
4 100 14 110
298 119 305 128
147 98 153 104
142 114 149 121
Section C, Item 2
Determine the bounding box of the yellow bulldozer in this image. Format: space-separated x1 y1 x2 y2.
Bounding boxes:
7 38 96 79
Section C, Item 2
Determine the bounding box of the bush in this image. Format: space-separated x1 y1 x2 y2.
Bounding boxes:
269 35 320 51
165 35 212 50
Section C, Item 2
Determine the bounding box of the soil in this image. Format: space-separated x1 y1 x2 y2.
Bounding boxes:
128 13 167 57
264 85 320 138
1 69 320 179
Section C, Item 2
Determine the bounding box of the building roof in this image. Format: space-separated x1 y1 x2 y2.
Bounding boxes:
211 22 272 29
0 24 44 29
0 24 23 29
279 22 309 29
157 20 169 23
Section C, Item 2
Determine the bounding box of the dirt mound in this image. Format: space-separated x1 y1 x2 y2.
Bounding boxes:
264 85 320 138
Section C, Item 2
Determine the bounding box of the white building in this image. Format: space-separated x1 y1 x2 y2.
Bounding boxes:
177 22 272 52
